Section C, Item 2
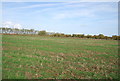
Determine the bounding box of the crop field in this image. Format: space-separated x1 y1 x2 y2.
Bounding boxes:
2 34 119 79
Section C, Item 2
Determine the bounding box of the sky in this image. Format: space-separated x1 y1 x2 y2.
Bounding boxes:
2 2 118 36
1 0 119 2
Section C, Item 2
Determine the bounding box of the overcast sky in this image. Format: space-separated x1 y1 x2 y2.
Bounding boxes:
2 2 118 36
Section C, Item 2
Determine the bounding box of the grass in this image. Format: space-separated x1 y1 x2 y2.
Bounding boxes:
2 34 119 79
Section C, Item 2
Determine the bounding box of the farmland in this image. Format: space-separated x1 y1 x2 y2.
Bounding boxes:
2 34 119 79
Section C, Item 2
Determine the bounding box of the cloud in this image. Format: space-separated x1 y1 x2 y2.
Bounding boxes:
2 21 22 29
53 9 95 19
26 2 117 20
2 21 13 28
17 3 59 9
13 24 22 29
52 2 117 20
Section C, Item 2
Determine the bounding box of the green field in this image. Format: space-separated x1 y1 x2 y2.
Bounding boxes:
2 35 119 79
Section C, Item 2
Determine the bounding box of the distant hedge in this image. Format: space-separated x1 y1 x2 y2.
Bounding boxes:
0 27 120 40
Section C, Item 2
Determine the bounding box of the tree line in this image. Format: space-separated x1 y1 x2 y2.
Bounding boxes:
38 30 120 40
0 27 38 34
0 27 120 40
